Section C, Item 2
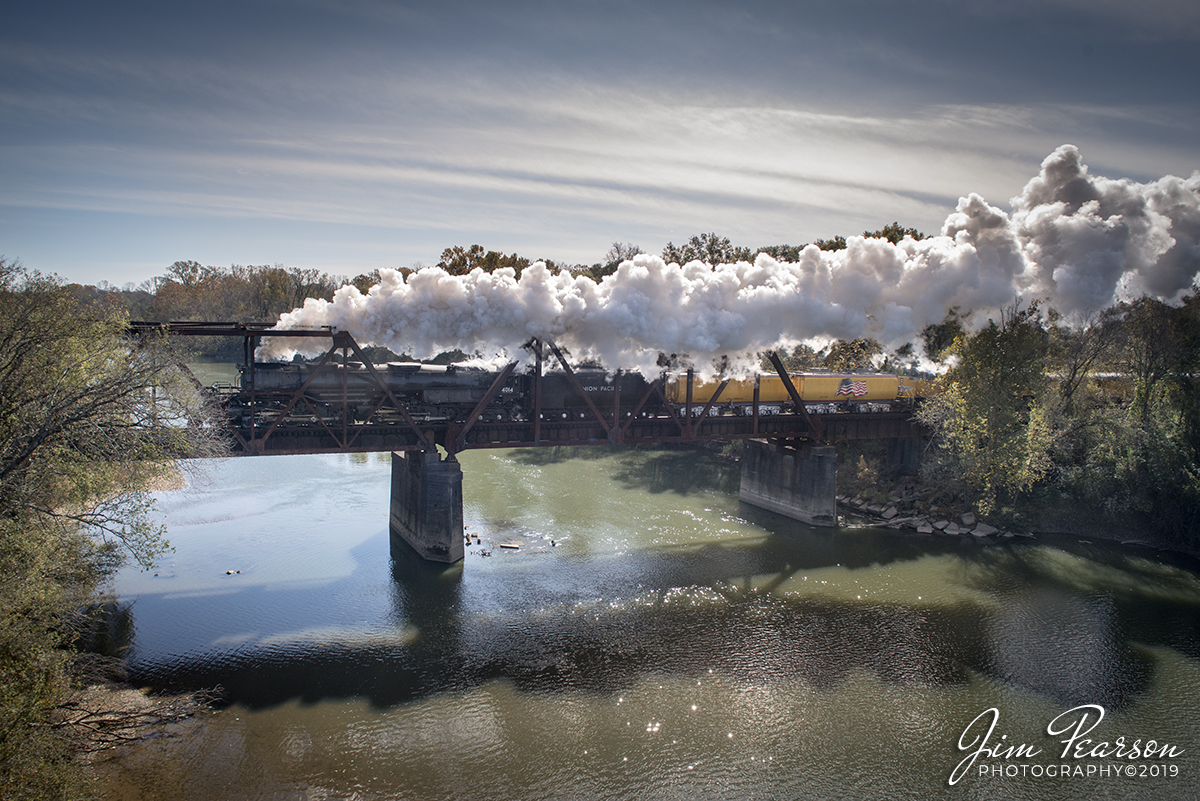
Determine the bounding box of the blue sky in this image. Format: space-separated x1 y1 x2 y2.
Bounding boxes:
2 0 1198 287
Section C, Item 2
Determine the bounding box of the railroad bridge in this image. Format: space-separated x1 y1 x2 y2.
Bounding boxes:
133 322 928 563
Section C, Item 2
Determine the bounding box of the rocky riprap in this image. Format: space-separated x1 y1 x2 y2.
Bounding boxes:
836 493 1033 541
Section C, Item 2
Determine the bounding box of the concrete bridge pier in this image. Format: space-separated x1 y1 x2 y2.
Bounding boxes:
739 439 838 526
390 450 465 563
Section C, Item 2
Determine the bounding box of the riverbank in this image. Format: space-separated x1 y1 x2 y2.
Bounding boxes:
59 682 216 765
835 483 1177 555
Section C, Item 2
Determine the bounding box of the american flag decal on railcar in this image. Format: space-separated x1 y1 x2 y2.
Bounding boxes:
837 378 869 397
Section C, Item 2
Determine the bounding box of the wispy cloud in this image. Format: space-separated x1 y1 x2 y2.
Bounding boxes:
0 1 1196 281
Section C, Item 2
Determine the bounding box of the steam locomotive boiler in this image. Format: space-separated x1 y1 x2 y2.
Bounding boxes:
243 361 526 422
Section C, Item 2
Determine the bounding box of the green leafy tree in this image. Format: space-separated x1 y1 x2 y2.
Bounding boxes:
0 259 228 797
662 233 752 265
1 263 227 561
863 222 926 243
229 265 341 319
1047 292 1200 541
918 302 1056 516
882 342 921 374
814 235 847 252
162 259 220 289
822 338 883 372
760 343 822 372
1171 290 1200 468
351 269 385 295
920 308 968 363
1045 308 1115 414
1107 296 1189 430
437 245 531 276
756 244 804 262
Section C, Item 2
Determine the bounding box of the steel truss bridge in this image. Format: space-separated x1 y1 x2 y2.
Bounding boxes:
130 322 926 458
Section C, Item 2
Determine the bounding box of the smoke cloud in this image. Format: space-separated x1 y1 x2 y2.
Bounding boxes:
262 146 1200 374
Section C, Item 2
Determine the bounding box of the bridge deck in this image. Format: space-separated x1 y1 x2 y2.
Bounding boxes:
223 408 925 456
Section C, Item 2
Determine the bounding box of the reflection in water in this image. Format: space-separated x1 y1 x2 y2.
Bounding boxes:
985 589 1150 708
98 449 1200 800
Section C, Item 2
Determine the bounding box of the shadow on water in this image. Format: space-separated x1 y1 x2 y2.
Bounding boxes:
507 445 632 465
609 449 740 495
117 518 1200 714
508 445 741 495
948 539 1200 708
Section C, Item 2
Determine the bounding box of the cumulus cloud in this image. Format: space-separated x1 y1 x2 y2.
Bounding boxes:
262 146 1200 374
1012 145 1195 311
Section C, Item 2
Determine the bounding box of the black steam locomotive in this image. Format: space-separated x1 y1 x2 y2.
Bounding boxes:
237 360 655 424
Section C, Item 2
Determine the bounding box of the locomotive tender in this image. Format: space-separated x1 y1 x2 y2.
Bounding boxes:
236 359 930 425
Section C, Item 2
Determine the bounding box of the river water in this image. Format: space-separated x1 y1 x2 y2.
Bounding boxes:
97 447 1200 800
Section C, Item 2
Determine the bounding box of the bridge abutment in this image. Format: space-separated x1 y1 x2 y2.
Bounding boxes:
390 450 465 563
739 439 837 526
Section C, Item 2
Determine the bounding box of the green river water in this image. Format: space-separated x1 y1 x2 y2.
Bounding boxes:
97 446 1200 800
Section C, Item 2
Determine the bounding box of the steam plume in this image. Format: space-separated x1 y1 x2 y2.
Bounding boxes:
262 146 1200 373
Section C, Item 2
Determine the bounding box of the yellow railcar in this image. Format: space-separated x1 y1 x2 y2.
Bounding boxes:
897 375 937 401
665 372 908 409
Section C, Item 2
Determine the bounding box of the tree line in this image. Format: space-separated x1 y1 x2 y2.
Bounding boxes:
76 224 928 356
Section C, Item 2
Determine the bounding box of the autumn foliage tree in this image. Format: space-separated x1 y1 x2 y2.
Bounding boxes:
437 245 531 276
918 302 1056 516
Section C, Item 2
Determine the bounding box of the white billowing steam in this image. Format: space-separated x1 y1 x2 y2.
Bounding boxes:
262 146 1200 374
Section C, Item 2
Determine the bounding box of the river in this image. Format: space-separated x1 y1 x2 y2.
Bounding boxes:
96 446 1200 800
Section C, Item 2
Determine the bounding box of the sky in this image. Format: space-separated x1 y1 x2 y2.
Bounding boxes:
2 0 1199 289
